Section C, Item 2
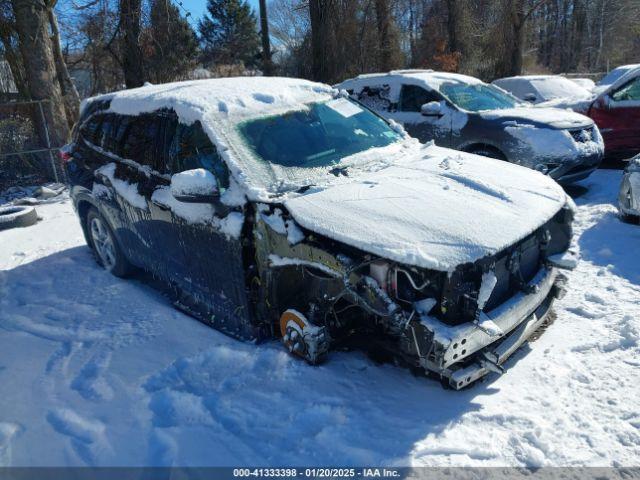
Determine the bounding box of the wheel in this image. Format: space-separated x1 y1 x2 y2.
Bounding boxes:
0 205 38 231
469 146 507 161
86 208 133 277
279 309 329 365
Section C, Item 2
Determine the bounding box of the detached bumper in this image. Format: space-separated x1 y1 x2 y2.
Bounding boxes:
418 266 569 390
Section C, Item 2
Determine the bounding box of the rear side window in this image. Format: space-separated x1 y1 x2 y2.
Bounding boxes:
80 115 103 146
399 85 440 112
121 114 163 169
169 121 229 190
356 84 392 112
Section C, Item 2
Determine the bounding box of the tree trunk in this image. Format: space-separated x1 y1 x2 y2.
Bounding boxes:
11 0 69 146
0 24 29 98
374 0 393 71
258 0 274 76
119 0 145 88
48 8 80 126
445 0 459 53
309 0 332 82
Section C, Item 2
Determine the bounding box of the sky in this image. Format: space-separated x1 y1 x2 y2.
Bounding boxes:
179 0 261 26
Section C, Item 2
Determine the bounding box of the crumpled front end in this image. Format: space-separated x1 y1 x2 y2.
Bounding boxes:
254 198 577 389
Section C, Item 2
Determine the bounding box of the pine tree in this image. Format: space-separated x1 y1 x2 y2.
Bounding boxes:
146 0 199 83
198 0 260 69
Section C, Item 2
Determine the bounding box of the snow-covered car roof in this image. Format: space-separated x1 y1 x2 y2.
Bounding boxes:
339 69 483 92
83 77 338 201
492 75 592 103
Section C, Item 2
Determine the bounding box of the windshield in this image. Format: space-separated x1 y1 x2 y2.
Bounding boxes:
238 98 400 169
439 83 520 111
598 65 639 87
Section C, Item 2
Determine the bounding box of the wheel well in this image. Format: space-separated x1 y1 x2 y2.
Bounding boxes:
463 144 507 160
77 200 93 228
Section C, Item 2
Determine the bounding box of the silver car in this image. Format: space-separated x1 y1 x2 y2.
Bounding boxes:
337 70 604 184
619 154 640 222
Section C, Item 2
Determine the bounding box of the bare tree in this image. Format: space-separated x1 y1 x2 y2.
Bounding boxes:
259 0 274 75
47 0 80 125
119 0 145 88
11 0 69 145
308 0 332 82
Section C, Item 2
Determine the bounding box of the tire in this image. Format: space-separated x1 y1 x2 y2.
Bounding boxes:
0 205 38 231
469 146 507 161
86 208 133 277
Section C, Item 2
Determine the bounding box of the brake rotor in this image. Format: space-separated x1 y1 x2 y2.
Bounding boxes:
280 309 310 358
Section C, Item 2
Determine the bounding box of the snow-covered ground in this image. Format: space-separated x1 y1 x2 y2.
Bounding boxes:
0 170 638 467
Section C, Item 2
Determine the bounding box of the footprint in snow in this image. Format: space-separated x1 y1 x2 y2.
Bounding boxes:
46 408 108 464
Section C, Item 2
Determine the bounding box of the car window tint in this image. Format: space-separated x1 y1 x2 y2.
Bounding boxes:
356 84 392 111
612 77 640 102
99 113 119 153
170 121 230 190
400 85 440 112
121 114 161 169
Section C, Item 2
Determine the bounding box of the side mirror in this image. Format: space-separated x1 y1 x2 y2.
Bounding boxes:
593 95 610 110
170 168 219 203
421 101 443 117
524 93 537 103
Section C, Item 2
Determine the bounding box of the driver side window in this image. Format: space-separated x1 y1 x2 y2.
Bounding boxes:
611 77 640 102
399 85 440 112
169 121 230 190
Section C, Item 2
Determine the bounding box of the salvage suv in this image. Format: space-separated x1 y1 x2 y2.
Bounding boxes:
65 77 577 389
336 70 604 184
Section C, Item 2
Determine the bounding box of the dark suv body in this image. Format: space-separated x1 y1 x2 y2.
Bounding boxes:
65 78 576 388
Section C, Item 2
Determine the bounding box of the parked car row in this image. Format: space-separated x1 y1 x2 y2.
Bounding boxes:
336 70 604 184
65 76 579 389
493 65 640 160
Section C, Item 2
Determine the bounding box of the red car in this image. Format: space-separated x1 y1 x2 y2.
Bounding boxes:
497 65 640 160
588 65 640 160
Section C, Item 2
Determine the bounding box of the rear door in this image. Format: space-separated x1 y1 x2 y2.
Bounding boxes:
589 76 640 158
386 84 452 145
101 112 171 271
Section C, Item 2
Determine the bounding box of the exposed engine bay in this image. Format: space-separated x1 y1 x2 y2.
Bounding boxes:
249 202 577 389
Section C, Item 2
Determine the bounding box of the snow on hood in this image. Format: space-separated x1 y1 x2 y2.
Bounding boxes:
284 145 567 272
480 107 593 129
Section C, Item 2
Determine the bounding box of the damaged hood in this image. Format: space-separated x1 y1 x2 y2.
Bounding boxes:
284 144 567 272
480 107 593 129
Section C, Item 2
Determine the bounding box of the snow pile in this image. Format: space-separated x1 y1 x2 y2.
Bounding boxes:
0 184 66 206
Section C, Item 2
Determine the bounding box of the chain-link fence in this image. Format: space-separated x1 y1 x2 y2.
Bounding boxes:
0 100 66 192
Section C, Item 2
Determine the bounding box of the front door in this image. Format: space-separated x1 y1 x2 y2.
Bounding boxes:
386 84 453 146
590 76 640 158
149 117 255 339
